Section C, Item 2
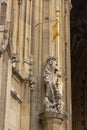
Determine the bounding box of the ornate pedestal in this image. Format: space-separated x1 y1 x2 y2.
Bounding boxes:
40 112 68 130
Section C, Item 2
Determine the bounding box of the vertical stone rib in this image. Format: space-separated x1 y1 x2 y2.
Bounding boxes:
6 0 12 22
0 52 8 130
30 0 40 129
12 0 18 54
29 0 32 56
64 1 72 130
22 0 26 61
18 1 25 72
39 0 43 111
16 2 20 69
42 0 49 62
24 0 30 59
49 0 56 55
24 0 30 74
4 60 12 130
0 56 3 96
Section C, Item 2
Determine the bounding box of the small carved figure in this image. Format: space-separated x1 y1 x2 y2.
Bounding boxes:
0 28 9 54
29 74 36 91
11 53 20 63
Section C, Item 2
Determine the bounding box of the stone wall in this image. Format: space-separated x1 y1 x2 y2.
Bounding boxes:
0 0 72 130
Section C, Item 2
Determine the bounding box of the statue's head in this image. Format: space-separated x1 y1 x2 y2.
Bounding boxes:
47 56 58 70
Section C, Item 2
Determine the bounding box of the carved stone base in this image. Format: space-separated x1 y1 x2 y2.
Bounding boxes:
39 112 68 130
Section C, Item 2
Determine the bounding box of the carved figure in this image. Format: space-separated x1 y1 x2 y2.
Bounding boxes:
29 74 36 91
11 53 20 63
44 56 64 113
0 22 14 58
0 28 9 54
44 56 59 112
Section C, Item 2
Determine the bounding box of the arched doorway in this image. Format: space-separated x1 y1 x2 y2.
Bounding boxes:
71 0 87 130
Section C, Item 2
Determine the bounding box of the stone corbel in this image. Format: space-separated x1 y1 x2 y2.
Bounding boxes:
12 66 19 74
11 53 20 63
39 111 68 130
40 111 68 123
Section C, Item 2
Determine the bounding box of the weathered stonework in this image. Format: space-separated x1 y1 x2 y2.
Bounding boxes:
40 112 68 130
43 56 64 113
0 0 72 130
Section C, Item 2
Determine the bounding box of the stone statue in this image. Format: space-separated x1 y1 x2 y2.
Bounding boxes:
44 56 59 112
44 56 64 113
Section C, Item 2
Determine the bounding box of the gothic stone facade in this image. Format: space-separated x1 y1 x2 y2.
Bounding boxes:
0 0 72 130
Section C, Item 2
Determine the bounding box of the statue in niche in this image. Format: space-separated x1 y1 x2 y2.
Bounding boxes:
43 56 59 112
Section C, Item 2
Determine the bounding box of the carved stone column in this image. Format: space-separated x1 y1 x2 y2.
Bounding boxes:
64 1 72 130
40 112 67 130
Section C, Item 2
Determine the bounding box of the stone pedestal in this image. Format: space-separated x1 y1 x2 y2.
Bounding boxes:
40 112 68 130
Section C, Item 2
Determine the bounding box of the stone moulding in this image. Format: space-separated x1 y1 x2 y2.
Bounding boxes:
39 112 68 130
10 90 22 104
39 111 68 122
12 66 36 90
12 66 29 83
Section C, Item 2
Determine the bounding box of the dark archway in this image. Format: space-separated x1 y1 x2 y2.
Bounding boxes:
70 0 87 130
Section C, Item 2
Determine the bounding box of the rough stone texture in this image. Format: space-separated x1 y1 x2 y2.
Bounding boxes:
0 0 72 130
